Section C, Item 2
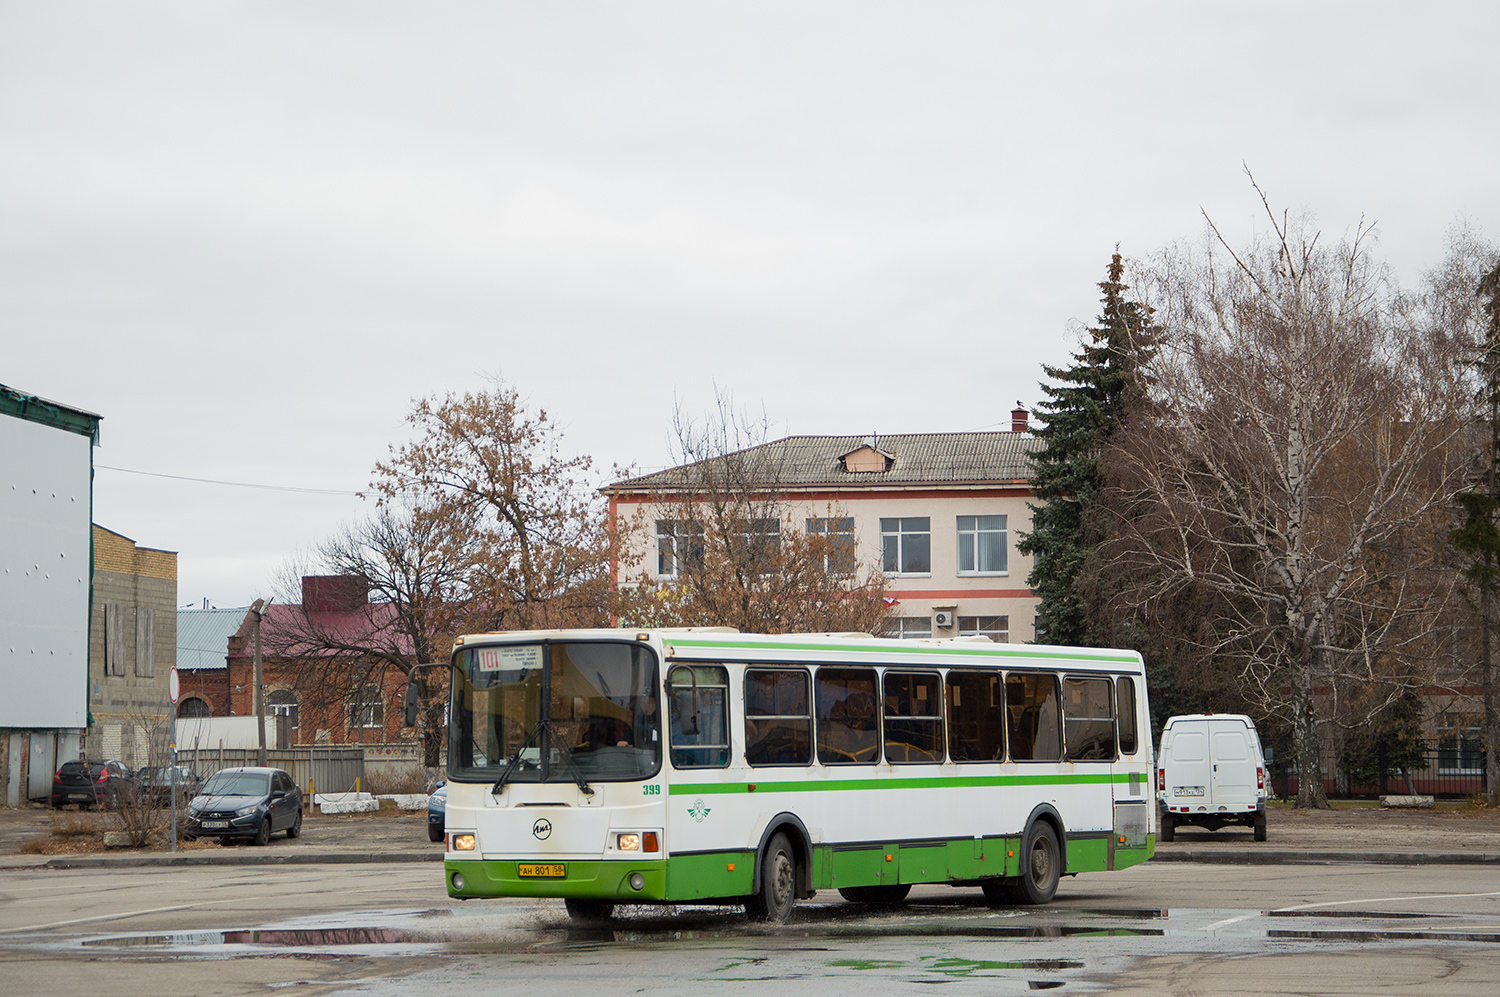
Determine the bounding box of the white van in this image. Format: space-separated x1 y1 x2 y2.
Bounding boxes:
1156 714 1267 841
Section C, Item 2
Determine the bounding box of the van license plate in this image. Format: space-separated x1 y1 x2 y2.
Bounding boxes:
1175 787 1204 796
518 864 566 878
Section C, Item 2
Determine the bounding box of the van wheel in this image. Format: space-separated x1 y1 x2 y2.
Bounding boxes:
1253 812 1267 842
746 832 797 923
1006 822 1060 905
564 898 615 922
1159 813 1175 842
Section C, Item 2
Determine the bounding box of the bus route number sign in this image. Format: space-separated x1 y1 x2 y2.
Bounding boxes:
476 645 541 672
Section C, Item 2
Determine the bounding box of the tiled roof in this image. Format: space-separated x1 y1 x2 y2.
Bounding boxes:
605 432 1038 492
176 607 251 671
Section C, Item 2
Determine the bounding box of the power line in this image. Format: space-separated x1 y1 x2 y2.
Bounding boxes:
95 464 360 496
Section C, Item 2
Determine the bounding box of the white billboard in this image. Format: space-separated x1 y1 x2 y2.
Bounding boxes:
0 414 92 728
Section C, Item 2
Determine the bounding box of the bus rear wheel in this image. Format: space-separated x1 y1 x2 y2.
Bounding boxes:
746 832 796 923
1006 822 1060 905
838 884 910 905
564 898 616 923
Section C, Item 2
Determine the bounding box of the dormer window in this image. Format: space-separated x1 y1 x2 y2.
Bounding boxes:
839 444 895 473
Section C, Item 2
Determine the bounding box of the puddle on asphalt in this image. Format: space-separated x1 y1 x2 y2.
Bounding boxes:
1266 910 1446 919
1267 929 1500 944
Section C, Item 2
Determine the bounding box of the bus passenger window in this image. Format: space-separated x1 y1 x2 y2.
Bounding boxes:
1006 673 1061 761
745 669 811 766
667 665 730 768
1116 676 1138 755
946 671 1005 762
816 668 879 765
883 672 943 764
1063 676 1115 761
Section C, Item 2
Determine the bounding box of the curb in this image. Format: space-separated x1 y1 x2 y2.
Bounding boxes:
42 851 445 869
1151 850 1500 866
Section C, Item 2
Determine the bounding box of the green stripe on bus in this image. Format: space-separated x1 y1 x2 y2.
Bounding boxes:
669 771 1147 795
661 636 1138 664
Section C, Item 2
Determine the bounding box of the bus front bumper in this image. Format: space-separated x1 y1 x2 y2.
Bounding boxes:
445 858 668 901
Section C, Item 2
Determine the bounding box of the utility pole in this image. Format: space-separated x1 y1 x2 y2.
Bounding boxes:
251 598 271 767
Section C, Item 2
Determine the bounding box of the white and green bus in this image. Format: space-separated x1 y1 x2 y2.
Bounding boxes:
441 628 1154 922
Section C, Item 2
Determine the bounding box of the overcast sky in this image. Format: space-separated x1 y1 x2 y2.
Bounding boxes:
5 2 1498 609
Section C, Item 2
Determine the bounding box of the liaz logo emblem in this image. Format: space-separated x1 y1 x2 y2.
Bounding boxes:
532 818 553 840
688 799 711 823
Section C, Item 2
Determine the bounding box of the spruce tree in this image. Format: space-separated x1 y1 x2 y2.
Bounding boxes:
1452 259 1500 805
1018 252 1153 646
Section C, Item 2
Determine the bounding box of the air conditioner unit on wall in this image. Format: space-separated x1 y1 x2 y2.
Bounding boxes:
933 611 954 628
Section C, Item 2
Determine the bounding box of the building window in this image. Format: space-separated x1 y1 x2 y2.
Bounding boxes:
135 607 156 677
807 516 856 574
886 616 931 640
104 603 127 677
958 615 1009 642
957 515 1007 574
736 518 781 568
1437 715 1482 773
177 697 210 718
349 688 384 729
655 520 705 577
268 689 300 729
880 517 931 574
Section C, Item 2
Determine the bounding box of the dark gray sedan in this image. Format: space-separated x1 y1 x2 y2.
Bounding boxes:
185 767 303 845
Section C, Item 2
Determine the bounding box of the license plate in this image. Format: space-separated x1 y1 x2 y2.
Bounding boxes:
518 863 566 878
1174 786 1204 797
69 793 91 800
201 820 229 829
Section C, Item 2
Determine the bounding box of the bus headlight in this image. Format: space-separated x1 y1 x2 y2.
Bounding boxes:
453 833 476 851
617 833 640 851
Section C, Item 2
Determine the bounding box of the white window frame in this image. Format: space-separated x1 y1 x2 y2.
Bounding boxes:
958 615 1009 643
887 616 932 640
349 689 384 730
880 517 932 576
957 515 1008 575
807 516 856 575
655 520 705 579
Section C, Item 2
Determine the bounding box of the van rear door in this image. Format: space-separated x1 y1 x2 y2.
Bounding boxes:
1207 719 1257 807
1162 727 1211 807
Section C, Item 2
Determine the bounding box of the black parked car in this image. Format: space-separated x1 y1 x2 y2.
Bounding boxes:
51 759 136 809
185 767 303 845
135 765 202 806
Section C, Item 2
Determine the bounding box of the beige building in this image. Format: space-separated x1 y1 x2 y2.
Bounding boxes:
605 411 1040 641
88 525 177 765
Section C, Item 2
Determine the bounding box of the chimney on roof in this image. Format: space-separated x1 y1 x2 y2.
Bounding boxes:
1011 402 1029 434
302 575 369 613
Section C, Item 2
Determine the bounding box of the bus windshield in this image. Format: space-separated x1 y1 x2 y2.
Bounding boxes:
450 640 661 784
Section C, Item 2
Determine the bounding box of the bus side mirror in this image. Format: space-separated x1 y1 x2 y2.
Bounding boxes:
404 682 420 727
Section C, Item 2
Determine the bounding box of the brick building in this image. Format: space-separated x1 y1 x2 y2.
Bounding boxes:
223 576 418 748
87 525 177 766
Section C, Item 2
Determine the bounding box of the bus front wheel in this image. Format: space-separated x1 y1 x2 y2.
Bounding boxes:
1006 822 1060 905
746 832 797 923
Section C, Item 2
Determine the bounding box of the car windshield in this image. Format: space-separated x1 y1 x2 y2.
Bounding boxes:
201 772 270 796
450 641 661 784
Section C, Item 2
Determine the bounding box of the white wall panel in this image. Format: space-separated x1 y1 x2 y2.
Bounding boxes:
0 415 92 728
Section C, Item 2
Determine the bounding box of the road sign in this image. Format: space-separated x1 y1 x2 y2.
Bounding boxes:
169 666 180 704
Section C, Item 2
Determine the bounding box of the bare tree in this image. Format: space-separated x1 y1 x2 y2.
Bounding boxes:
1101 178 1474 807
370 380 616 631
269 499 486 781
613 393 891 634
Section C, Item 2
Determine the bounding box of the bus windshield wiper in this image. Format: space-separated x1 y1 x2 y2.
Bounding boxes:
491 723 538 795
542 720 595 797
